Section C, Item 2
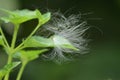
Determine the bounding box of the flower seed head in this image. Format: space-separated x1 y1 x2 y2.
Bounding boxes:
42 12 89 63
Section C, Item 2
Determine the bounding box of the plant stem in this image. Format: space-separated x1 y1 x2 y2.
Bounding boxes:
4 54 13 80
14 23 41 51
0 27 10 48
11 24 19 49
4 24 19 80
16 62 27 80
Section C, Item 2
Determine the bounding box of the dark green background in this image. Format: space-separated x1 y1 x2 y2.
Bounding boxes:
0 0 120 80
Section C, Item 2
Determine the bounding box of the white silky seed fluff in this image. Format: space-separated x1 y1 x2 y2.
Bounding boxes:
42 12 89 63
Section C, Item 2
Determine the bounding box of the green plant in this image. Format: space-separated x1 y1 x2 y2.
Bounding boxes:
0 9 85 80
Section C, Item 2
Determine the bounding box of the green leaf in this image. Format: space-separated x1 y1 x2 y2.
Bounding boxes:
38 12 51 25
0 9 51 24
0 62 21 80
0 36 4 46
24 35 78 51
14 49 48 62
53 35 79 51
23 36 54 48
0 9 37 24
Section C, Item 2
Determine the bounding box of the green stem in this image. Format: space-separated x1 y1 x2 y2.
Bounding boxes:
16 62 27 80
4 54 13 80
14 23 41 51
11 24 19 49
0 27 10 48
4 24 19 80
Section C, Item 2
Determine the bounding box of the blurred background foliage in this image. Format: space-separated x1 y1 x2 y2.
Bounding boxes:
0 0 120 80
